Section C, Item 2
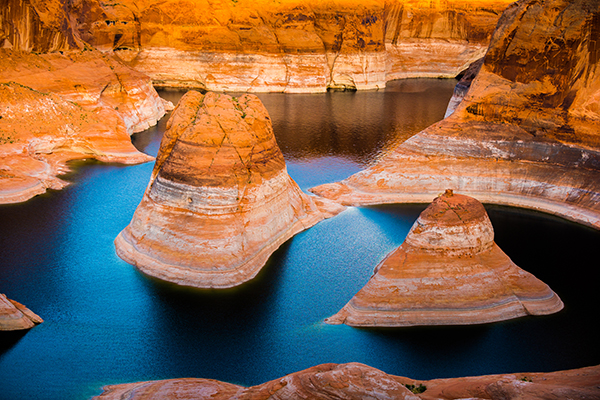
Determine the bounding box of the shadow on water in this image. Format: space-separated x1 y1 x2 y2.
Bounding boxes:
0 330 29 356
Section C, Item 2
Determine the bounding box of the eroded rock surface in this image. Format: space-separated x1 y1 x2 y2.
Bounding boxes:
115 91 342 288
92 362 600 400
0 49 169 203
327 190 563 327
70 0 512 92
0 293 43 331
311 0 600 229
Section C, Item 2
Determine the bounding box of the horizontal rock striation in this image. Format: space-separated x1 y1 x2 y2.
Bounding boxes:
92 362 600 400
71 0 512 92
311 0 600 229
0 293 43 331
115 91 341 288
0 49 169 204
326 190 563 327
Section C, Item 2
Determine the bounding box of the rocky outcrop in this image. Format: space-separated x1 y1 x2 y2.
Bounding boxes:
0 48 169 204
311 0 600 230
326 190 563 327
69 0 512 92
92 362 600 400
115 91 342 288
0 293 43 331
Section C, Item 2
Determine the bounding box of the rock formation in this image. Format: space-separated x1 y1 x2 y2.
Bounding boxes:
0 294 43 331
326 190 563 327
0 49 169 204
92 362 600 400
311 0 600 230
69 0 512 92
115 91 342 288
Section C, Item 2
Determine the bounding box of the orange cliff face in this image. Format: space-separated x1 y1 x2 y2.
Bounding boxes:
0 49 169 204
71 0 513 92
0 0 171 204
115 91 343 288
311 0 600 230
92 362 600 400
326 190 563 327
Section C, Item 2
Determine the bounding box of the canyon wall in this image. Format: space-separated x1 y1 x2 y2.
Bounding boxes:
71 0 513 92
92 362 600 400
0 0 170 204
312 0 600 229
0 293 43 331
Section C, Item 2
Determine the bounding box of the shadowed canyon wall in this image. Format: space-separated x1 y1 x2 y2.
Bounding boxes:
312 0 600 229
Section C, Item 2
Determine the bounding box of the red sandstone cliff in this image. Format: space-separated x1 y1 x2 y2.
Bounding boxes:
68 0 512 92
311 0 600 229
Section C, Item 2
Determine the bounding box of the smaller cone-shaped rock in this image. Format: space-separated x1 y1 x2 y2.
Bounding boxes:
326 190 563 327
115 91 336 288
0 294 43 331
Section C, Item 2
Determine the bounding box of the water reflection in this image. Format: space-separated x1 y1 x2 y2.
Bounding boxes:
0 80 598 400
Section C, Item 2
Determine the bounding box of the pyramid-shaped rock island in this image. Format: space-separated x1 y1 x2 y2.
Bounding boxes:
115 91 335 288
327 190 564 327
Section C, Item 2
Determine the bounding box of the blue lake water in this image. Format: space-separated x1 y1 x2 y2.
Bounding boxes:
1 80 599 400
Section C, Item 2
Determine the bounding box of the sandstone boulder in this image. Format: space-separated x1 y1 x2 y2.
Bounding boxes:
311 0 600 229
326 190 563 327
115 91 341 288
0 294 43 331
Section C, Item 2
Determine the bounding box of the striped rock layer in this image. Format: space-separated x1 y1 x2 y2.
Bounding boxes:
0 293 43 331
115 91 334 288
92 362 600 400
326 191 563 327
310 0 600 230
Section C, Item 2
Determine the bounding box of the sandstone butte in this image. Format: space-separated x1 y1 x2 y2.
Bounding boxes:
0 0 170 204
0 293 43 331
115 90 343 288
311 0 600 230
327 190 563 327
92 362 600 400
70 0 514 92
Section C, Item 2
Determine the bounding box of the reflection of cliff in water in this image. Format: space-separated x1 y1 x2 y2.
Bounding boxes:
258 79 456 165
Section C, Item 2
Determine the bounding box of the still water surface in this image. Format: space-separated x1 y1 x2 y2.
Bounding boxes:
0 80 599 400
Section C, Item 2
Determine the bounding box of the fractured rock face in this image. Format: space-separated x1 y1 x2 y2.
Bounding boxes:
0 294 43 331
311 0 600 229
115 91 340 288
326 190 563 327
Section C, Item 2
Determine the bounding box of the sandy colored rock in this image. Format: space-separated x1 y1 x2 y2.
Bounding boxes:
326 190 563 327
0 293 43 331
92 362 600 400
311 0 600 230
69 0 512 92
0 48 169 204
115 91 342 288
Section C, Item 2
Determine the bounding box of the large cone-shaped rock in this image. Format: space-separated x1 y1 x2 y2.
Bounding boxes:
326 190 563 327
0 294 43 331
115 91 337 288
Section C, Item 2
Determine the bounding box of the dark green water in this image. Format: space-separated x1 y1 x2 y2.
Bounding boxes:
0 80 598 400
